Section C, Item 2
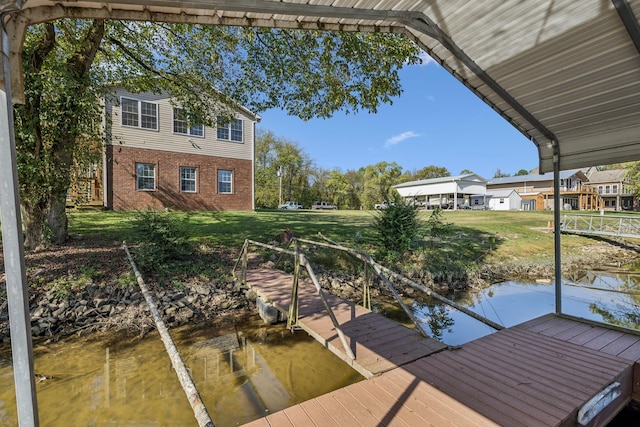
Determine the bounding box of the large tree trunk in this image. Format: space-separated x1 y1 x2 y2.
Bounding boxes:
47 193 69 245
21 200 48 250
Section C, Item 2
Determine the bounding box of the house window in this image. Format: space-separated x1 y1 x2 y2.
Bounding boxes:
218 169 232 194
598 185 603 194
217 117 243 142
180 166 197 192
173 108 204 137
605 185 610 194
122 97 158 130
613 185 618 194
499 198 504 204
136 163 155 191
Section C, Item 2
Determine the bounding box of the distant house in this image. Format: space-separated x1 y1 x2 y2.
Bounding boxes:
393 174 487 210
583 168 634 211
102 88 259 211
487 169 602 211
486 189 522 211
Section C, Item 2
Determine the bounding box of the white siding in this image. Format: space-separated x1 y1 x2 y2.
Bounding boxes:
488 191 522 211
106 88 255 161
396 182 458 197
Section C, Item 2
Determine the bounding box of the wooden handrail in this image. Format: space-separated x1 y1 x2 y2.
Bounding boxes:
308 234 504 331
240 239 355 360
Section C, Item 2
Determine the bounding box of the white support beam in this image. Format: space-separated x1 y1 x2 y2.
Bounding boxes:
0 21 39 427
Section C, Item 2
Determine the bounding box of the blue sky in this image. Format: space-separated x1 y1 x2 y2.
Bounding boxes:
257 52 539 180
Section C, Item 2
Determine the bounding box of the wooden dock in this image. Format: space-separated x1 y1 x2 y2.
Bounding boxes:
246 268 447 378
243 268 640 426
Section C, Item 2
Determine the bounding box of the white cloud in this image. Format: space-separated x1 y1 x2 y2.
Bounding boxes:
385 131 420 148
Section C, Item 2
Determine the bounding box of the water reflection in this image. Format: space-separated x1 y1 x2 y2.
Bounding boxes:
411 271 640 346
0 315 363 426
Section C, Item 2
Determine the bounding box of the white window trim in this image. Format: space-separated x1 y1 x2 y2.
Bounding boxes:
120 97 159 131
136 162 156 191
180 166 197 193
218 169 233 194
216 117 244 143
173 107 205 138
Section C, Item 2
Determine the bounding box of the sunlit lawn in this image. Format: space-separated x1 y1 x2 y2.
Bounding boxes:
67 208 620 264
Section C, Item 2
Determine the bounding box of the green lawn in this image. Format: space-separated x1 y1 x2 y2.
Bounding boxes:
68 208 621 264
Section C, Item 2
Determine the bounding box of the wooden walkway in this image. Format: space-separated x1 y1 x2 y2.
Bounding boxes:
246 268 447 378
243 268 640 426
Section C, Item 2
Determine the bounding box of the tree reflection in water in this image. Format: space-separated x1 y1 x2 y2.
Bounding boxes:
414 298 455 341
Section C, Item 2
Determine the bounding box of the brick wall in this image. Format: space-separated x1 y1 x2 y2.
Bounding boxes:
106 145 253 211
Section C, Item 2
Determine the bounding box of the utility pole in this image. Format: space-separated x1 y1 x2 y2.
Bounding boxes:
277 165 283 205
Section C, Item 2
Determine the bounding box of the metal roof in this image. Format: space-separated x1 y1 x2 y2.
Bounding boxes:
3 1 640 172
394 173 487 188
487 169 586 185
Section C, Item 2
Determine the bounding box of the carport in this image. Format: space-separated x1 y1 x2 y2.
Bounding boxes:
0 1 639 425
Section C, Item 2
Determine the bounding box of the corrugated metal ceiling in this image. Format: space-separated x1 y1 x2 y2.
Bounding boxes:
8 0 640 172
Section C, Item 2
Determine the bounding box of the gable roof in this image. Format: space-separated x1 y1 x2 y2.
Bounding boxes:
584 169 628 184
5 1 640 174
487 169 587 186
394 173 487 189
487 189 522 199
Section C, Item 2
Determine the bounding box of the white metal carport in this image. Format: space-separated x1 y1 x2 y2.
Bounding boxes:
0 1 639 425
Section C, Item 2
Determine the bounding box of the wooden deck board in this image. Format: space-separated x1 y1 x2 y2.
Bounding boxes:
246 268 446 378
244 270 640 426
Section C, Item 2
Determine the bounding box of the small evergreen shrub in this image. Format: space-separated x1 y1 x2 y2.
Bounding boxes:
131 210 193 273
373 196 422 259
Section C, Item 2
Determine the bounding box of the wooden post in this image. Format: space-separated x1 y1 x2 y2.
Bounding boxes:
123 242 214 427
299 255 356 361
311 235 504 331
368 257 430 338
287 242 300 330
241 242 248 287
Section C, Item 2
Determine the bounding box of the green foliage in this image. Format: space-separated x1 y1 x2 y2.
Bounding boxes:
16 19 420 248
624 161 640 199
493 168 511 178
514 169 530 176
362 161 403 209
412 165 451 180
425 207 451 240
130 210 193 274
373 196 422 259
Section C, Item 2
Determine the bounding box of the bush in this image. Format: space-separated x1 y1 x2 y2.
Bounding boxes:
373 196 422 258
131 210 193 273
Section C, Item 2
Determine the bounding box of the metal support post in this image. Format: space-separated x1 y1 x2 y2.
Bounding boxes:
0 21 39 427
553 144 562 314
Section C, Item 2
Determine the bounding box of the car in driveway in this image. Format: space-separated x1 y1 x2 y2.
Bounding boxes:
311 201 337 210
278 201 303 210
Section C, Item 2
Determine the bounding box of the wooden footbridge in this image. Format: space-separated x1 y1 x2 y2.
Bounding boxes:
234 238 640 426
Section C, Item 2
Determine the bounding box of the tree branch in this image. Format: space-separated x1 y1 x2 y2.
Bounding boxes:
69 19 105 77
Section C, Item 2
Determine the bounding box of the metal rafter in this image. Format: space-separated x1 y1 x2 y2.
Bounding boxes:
613 0 640 54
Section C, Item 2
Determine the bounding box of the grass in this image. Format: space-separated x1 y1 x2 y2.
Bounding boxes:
67 208 628 273
68 209 379 250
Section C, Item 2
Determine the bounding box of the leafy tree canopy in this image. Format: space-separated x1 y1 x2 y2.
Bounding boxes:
493 168 511 178
514 169 530 176
16 19 421 248
413 165 450 180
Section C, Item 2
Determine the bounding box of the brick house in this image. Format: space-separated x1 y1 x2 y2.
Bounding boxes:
103 88 259 211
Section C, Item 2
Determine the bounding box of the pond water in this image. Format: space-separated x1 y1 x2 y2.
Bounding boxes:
2 271 639 425
411 271 640 346
0 315 363 426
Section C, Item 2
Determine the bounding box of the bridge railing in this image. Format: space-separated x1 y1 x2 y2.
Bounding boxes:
297 234 504 332
233 239 356 360
561 214 640 238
